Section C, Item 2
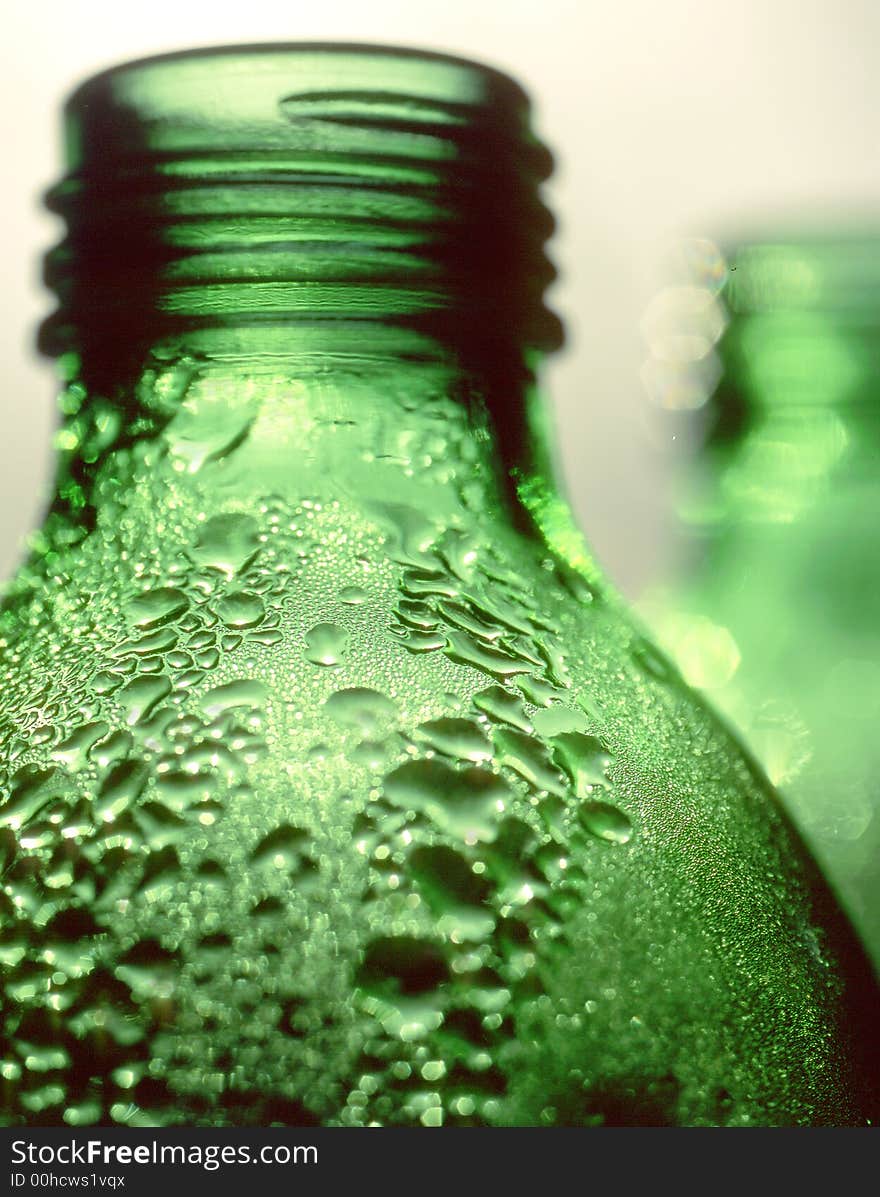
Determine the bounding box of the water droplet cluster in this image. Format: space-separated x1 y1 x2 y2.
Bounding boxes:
0 359 869 1127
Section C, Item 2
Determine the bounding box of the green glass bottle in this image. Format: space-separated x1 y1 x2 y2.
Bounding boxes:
642 233 880 971
0 47 876 1128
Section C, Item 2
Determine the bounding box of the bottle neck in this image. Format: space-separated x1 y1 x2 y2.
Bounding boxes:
35 47 592 577
40 45 562 389
684 235 880 527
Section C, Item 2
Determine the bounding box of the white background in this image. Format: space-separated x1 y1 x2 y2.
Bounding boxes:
2 0 879 592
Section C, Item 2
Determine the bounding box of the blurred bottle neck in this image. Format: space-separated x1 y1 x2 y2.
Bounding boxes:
691 235 880 527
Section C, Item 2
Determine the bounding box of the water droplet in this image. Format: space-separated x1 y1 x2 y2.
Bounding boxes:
21 1086 66 1115
421 1060 447 1082
409 844 494 941
470 589 534 636
19 821 56 850
578 801 633 845
0 767 63 830
531 705 588 737
22 1044 71 1072
538 640 572 689
558 569 598 605
92 670 124 696
504 635 544 670
358 935 449 996
415 718 492 763
166 384 255 472
193 647 220 670
138 654 166 675
384 760 508 844
395 599 439 630
112 627 178 658
199 679 266 718
516 675 564 707
324 687 396 734
438 600 503 643
473 685 533 733
493 728 566 796
215 591 265 628
247 627 283 647
534 843 574 884
369 502 438 568
444 632 531 680
115 940 180 997
189 513 260 578
95 760 148 823
178 741 244 783
351 739 397 769
551 733 613 797
125 588 187 629
401 569 460 600
63 1102 103 1127
118 676 172 726
155 771 211 812
89 729 134 768
136 845 183 897
187 630 215 651
304 623 349 667
251 824 309 869
440 529 480 580
339 585 369 605
395 628 446 654
51 721 111 771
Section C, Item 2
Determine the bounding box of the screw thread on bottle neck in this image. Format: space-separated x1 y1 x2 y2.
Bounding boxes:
39 44 563 392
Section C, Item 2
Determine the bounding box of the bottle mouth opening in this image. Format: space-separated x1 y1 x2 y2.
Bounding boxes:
40 43 563 372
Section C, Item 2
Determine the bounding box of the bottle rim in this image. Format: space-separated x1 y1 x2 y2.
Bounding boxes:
64 42 530 110
40 42 564 382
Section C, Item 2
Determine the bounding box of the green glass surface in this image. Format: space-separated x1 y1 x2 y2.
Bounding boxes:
643 234 880 971
0 47 876 1127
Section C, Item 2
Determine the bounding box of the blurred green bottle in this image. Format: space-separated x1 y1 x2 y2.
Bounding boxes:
0 47 876 1128
641 235 880 972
